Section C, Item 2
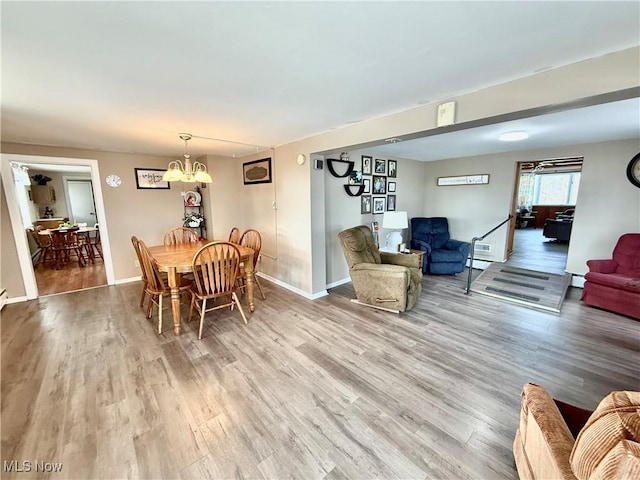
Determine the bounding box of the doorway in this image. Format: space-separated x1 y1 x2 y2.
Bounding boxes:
65 178 98 225
507 157 583 274
2 154 114 300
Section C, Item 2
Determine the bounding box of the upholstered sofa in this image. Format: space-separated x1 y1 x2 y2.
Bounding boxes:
338 225 422 312
409 217 469 274
514 383 640 480
543 218 573 242
581 233 640 320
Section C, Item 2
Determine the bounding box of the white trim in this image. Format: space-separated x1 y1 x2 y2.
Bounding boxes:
6 296 29 305
256 272 328 300
0 289 7 309
326 277 351 289
466 259 492 270
1 154 116 299
115 276 142 285
570 275 585 288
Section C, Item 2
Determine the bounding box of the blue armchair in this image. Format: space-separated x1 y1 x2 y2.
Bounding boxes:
410 217 470 274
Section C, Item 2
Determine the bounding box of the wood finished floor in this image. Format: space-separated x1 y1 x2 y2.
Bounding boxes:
34 256 107 296
508 228 568 275
2 273 639 479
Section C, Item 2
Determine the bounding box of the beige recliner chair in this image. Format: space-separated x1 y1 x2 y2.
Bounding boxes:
338 225 422 312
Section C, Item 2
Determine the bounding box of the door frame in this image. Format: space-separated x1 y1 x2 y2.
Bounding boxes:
2 153 115 299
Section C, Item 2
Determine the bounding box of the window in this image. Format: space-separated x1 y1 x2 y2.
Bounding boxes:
532 172 581 205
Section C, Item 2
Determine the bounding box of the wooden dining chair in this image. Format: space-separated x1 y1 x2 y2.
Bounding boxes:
131 235 151 309
49 230 85 269
91 225 103 260
189 242 247 340
163 227 199 245
29 227 53 268
137 238 192 334
238 228 266 300
228 227 241 244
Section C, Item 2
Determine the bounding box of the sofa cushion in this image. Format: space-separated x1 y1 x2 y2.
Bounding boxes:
612 233 640 277
584 272 640 294
570 391 640 480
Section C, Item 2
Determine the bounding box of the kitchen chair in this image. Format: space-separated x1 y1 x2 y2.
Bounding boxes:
163 226 199 245
49 230 86 269
91 225 103 260
131 236 151 309
28 227 53 268
238 228 266 300
189 241 248 340
137 238 192 334
228 226 241 244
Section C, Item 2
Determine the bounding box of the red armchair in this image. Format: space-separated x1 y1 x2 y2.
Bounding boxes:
581 233 640 320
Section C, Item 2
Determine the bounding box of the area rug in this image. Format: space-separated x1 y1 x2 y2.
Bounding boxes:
470 263 571 313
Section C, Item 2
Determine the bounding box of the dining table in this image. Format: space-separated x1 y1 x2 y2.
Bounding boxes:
147 240 255 336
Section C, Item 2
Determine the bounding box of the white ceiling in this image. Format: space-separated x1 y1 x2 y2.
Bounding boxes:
2 2 639 160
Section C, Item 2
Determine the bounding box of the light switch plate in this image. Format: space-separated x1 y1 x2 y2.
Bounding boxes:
437 101 456 127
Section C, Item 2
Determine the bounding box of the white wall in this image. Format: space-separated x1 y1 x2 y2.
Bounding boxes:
421 138 640 275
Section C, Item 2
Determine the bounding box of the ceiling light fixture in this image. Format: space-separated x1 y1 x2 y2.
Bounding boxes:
499 131 529 142
162 133 212 183
385 137 403 144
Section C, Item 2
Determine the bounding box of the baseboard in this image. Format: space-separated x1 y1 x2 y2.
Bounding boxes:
114 276 142 285
326 277 351 289
257 272 328 300
466 259 492 270
6 295 29 305
570 275 585 288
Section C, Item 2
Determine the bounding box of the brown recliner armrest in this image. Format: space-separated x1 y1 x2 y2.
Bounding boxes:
514 383 578 480
380 251 420 269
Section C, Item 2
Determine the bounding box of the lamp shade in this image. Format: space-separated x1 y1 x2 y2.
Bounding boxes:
382 211 408 230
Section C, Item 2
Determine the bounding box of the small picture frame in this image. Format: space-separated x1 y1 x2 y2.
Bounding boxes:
361 194 372 214
348 170 363 185
387 194 396 211
374 158 386 175
373 196 386 214
243 157 272 185
361 155 372 175
388 181 396 193
363 178 371 193
135 168 170 189
388 160 397 178
373 175 386 194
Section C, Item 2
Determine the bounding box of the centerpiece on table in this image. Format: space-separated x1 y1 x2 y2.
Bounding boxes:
183 212 204 228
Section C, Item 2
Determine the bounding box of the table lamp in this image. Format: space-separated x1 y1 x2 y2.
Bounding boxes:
382 211 408 252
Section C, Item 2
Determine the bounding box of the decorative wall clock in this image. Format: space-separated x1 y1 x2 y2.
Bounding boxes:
627 152 640 188
106 174 121 187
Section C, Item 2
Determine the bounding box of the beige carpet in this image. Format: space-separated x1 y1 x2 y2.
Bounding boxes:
471 263 571 313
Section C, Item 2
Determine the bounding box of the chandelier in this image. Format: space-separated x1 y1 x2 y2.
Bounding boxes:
162 133 213 183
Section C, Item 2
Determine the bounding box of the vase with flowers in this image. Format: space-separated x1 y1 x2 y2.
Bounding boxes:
183 212 204 228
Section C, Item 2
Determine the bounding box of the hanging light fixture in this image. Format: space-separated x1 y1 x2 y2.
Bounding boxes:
162 133 213 183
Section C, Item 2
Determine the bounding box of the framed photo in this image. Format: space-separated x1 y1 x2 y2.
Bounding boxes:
373 196 386 214
243 157 272 185
387 194 396 211
363 178 371 193
388 160 397 178
374 158 386 175
135 168 170 189
361 155 372 175
360 194 372 214
388 181 396 192
373 175 386 194
348 170 363 185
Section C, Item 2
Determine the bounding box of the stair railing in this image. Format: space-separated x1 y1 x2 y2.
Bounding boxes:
465 215 513 294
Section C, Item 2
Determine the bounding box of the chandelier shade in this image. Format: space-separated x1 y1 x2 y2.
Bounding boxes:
163 133 213 183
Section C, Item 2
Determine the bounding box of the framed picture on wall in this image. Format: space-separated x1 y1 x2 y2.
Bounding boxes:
373 175 386 194
387 194 396 211
388 181 396 192
134 168 170 189
373 196 386 214
243 157 272 185
388 160 397 178
374 158 386 175
361 155 372 175
363 178 371 193
361 194 372 214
